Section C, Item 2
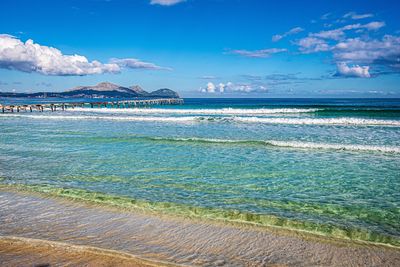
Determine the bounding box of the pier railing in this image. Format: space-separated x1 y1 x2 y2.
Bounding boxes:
0 98 184 113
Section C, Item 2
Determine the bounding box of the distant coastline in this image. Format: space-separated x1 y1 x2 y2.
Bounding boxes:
0 82 180 99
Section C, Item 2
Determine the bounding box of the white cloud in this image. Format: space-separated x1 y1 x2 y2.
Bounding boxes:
0 35 168 76
110 58 171 70
272 27 304 42
150 0 185 6
336 62 370 78
218 83 225 93
310 28 344 40
199 75 218 80
309 21 385 41
363 21 385 31
297 37 330 53
333 35 400 67
294 15 397 76
343 12 374 20
229 48 287 58
0 35 119 76
200 81 268 94
200 82 216 93
297 21 388 56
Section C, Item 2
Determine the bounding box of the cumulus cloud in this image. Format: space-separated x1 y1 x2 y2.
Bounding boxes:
0 35 119 75
335 62 370 78
200 82 216 93
297 24 400 75
293 14 398 76
218 83 226 93
343 12 374 20
228 48 287 58
200 81 267 94
150 0 185 6
272 27 304 42
333 35 400 67
0 35 168 76
297 21 388 56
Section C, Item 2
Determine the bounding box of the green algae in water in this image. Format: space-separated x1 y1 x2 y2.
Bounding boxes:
3 183 399 248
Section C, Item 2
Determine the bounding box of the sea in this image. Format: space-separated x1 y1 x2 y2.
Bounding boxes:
0 98 399 248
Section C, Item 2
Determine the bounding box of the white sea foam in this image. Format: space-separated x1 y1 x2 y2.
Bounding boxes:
68 107 321 115
229 116 400 126
1 113 399 152
151 137 400 153
1 114 195 122
264 140 400 153
2 114 400 126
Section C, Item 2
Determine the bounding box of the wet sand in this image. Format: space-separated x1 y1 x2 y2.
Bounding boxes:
0 190 399 266
0 236 174 267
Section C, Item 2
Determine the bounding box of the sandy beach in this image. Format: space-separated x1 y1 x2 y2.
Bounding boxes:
1 189 399 266
0 236 176 267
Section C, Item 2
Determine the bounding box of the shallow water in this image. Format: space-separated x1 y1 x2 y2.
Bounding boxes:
1 191 399 266
1 98 400 247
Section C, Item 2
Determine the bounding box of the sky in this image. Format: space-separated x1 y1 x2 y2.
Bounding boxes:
0 0 399 98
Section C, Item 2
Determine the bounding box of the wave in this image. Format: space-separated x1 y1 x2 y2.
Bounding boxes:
144 137 400 153
68 107 321 115
228 116 400 126
3 114 400 126
1 114 196 123
2 183 399 247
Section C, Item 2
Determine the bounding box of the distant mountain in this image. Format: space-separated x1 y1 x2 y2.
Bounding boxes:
149 88 180 98
0 82 180 99
129 85 149 96
62 82 141 98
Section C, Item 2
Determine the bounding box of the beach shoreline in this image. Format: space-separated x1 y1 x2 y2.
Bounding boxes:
2 183 399 248
0 236 178 267
1 188 399 266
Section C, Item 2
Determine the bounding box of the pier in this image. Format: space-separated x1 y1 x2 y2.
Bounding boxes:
0 98 184 113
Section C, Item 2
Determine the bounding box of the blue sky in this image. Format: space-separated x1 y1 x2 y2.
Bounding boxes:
0 0 399 97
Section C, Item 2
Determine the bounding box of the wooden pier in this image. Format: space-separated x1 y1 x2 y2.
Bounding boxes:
0 98 184 113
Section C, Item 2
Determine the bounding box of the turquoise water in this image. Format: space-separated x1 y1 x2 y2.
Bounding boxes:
1 98 400 245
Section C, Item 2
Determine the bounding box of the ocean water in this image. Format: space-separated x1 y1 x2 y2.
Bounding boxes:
1 98 400 246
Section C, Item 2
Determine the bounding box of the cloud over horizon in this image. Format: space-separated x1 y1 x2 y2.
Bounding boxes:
200 81 268 94
0 35 169 76
335 62 370 78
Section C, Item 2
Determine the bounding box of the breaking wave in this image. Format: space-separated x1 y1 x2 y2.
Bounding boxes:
2 184 399 247
226 116 400 126
135 137 400 153
68 107 322 115
2 114 400 126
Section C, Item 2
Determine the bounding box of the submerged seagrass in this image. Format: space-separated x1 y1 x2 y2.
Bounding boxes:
3 183 400 247
2 190 399 266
